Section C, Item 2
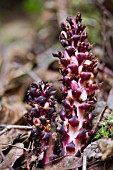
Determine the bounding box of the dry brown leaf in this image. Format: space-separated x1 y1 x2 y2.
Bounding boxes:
0 133 13 151
0 143 24 169
27 154 37 170
98 138 113 160
84 139 113 170
0 128 29 152
83 141 102 161
88 155 113 170
0 102 25 124
88 166 104 170
44 156 82 170
0 49 33 97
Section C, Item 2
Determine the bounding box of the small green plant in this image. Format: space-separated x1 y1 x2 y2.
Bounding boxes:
93 112 113 140
94 126 109 140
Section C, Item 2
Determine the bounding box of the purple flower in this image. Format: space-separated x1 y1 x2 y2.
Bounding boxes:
53 12 98 156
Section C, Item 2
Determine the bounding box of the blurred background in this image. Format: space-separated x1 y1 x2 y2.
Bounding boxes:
0 0 113 125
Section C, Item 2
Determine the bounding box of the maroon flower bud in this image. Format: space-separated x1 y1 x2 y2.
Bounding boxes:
60 22 68 31
71 34 80 45
66 141 76 153
73 90 81 99
77 52 86 64
60 58 69 67
68 63 78 75
42 132 50 141
60 39 69 47
39 116 48 125
52 51 62 58
37 96 46 104
62 99 71 109
68 115 79 127
65 46 75 55
80 72 92 81
66 16 73 25
75 150 81 157
60 109 66 121
31 108 40 117
63 75 71 84
79 103 92 110
76 129 86 140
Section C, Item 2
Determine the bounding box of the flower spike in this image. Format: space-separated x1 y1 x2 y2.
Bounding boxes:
53 12 98 156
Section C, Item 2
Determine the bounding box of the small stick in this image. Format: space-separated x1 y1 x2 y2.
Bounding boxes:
1 143 31 152
0 149 14 170
13 62 41 82
92 105 108 132
0 124 33 135
82 155 87 170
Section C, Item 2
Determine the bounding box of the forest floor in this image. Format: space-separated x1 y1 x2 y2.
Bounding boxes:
0 0 113 169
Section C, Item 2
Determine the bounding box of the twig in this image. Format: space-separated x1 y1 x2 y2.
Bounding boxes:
13 62 41 82
0 143 31 152
92 105 108 132
82 155 87 170
0 149 14 170
0 124 33 135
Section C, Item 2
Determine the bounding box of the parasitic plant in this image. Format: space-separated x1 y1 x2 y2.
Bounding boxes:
25 12 99 165
25 81 58 164
53 12 98 157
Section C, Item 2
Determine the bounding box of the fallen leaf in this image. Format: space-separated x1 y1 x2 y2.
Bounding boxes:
27 154 37 170
0 128 30 152
0 143 24 169
0 133 13 151
83 140 102 161
44 156 82 170
98 138 113 160
88 166 104 170
0 102 25 124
